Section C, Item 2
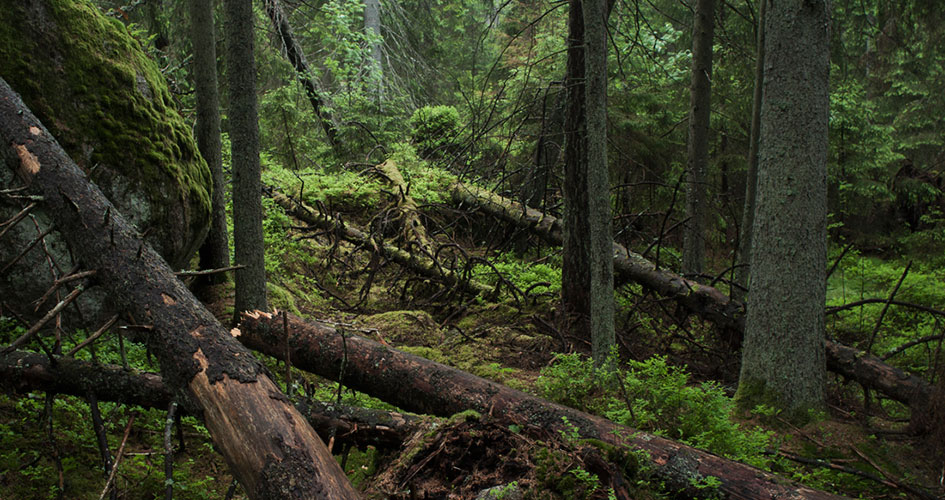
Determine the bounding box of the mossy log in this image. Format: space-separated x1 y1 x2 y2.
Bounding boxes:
237 310 844 500
0 79 359 500
451 181 935 416
373 159 434 255
270 189 494 297
0 349 422 452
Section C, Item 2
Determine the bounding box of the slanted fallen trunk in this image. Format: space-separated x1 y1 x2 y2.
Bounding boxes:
237 311 844 500
0 349 422 451
0 79 359 499
373 159 434 255
451 181 935 415
271 189 493 297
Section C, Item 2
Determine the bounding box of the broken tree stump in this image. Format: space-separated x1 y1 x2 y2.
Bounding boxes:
0 78 360 500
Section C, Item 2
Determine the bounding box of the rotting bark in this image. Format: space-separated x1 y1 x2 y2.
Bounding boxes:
270 189 494 298
450 181 936 415
372 159 434 255
0 79 359 499
263 0 340 150
0 349 423 452
237 311 844 500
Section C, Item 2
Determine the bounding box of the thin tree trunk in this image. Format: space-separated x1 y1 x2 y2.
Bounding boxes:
264 0 341 150
0 78 359 499
682 0 715 279
189 0 230 288
733 0 766 302
583 0 615 363
237 310 844 500
225 0 268 319
364 0 384 104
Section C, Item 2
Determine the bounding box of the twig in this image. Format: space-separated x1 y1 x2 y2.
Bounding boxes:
174 265 245 277
850 445 939 500
826 243 853 281
3 285 85 353
33 269 96 312
65 315 119 357
0 201 36 240
866 261 911 354
0 225 54 274
881 334 945 361
827 298 945 317
87 392 117 500
45 393 65 500
97 411 137 500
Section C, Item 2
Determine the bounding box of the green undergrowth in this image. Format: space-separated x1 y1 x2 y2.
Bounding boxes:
536 352 772 468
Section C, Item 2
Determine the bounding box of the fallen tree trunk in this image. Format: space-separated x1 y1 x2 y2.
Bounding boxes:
0 349 422 452
451 181 935 414
237 311 844 500
373 159 434 255
271 189 494 297
0 79 359 499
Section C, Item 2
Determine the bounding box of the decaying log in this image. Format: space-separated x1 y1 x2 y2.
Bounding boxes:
451 181 936 415
373 159 434 255
237 311 844 500
270 189 493 297
0 349 422 451
0 79 360 499
450 181 744 330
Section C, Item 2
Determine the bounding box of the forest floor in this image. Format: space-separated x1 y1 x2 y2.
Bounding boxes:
3 176 945 499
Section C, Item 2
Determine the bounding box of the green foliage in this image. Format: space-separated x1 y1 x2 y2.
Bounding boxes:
537 353 771 467
388 142 459 204
409 105 461 158
471 250 562 297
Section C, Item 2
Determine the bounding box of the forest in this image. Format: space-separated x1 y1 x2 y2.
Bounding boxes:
1 0 944 498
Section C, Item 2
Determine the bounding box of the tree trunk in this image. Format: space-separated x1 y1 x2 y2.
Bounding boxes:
373 159 433 255
237 310 844 500
682 0 715 279
225 0 268 319
364 0 384 104
0 78 359 499
0 349 421 452
563 0 614 361
189 0 230 288
733 0 765 302
264 0 341 150
582 0 615 363
450 182 935 414
735 0 830 422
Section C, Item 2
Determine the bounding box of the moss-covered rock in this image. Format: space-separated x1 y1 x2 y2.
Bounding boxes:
0 0 211 268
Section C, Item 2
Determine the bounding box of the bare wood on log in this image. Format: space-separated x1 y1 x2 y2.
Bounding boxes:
451 181 937 416
0 78 359 499
237 310 845 500
372 160 434 255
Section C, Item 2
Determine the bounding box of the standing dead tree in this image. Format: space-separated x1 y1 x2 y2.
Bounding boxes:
0 78 359 499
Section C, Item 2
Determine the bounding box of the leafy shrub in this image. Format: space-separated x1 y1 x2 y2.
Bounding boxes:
409 105 461 158
537 353 771 467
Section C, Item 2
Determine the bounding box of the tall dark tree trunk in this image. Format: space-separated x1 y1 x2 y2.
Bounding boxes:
733 0 766 302
735 0 830 422
563 0 615 361
682 0 716 279
225 0 268 319
582 0 615 363
190 0 230 287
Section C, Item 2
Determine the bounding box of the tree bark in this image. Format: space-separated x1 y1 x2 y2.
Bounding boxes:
736 0 830 421
0 349 422 452
264 0 341 149
0 78 359 499
373 159 433 255
364 0 384 104
733 0 765 302
189 0 230 287
450 181 935 414
682 0 715 279
225 0 268 319
237 310 844 500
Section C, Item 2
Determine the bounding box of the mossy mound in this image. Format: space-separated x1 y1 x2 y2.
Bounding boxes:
0 0 211 268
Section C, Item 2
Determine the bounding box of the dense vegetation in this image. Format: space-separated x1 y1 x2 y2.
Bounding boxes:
2 0 945 498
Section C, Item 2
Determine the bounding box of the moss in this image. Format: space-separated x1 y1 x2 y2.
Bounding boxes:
356 310 442 345
0 0 211 266
734 376 817 426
